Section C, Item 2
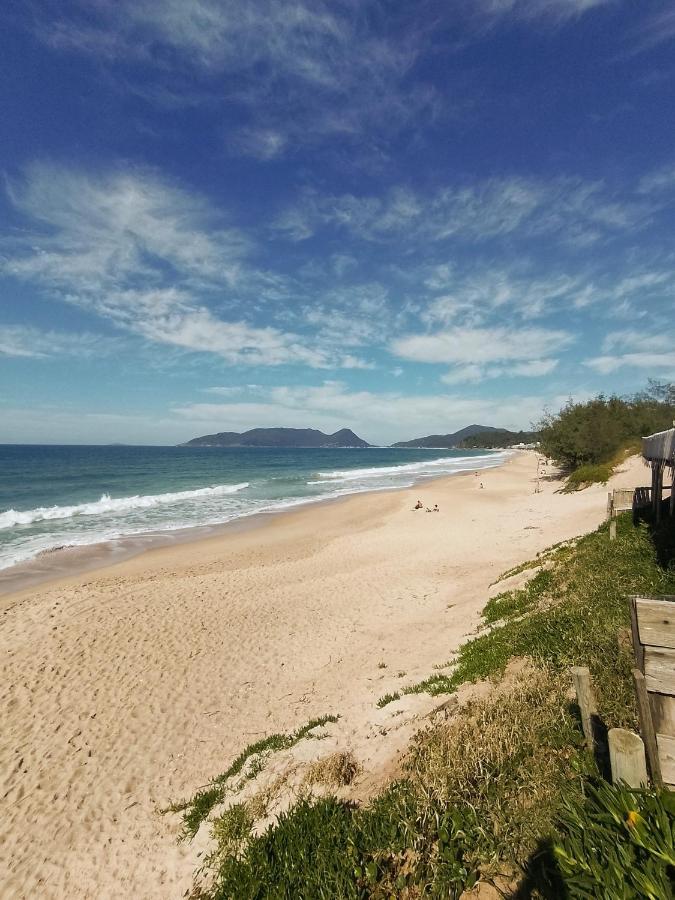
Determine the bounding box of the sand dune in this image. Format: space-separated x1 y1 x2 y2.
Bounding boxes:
0 452 645 898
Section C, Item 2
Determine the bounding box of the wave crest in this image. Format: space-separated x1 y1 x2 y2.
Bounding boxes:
311 453 502 483
0 483 250 530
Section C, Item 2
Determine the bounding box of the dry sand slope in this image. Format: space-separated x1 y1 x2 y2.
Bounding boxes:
0 452 645 899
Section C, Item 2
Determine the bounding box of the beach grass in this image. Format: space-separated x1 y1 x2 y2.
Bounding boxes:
166 713 339 838
178 509 675 897
390 511 674 726
562 443 642 492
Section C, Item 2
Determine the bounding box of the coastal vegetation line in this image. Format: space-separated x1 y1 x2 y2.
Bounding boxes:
167 386 675 898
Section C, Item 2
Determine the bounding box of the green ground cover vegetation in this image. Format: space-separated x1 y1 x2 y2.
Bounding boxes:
172 507 675 898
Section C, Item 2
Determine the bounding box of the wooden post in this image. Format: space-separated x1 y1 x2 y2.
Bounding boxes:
632 668 663 786
607 491 613 521
571 666 597 749
608 728 648 787
629 597 645 671
609 519 617 541
656 464 663 524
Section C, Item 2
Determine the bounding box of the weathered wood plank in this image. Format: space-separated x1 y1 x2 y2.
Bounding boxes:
611 489 635 512
644 647 675 694
633 669 662 786
630 597 644 671
635 597 675 650
651 693 675 735
656 733 675 786
608 728 648 787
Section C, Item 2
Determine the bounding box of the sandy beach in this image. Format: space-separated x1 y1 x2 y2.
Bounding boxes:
0 451 646 899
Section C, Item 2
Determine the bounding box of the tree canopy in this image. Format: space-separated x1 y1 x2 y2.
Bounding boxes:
537 381 675 471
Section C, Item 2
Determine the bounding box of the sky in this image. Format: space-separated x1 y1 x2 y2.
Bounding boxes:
1 1 675 446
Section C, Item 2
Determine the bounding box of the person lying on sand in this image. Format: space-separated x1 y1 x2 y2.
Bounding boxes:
426 504 440 512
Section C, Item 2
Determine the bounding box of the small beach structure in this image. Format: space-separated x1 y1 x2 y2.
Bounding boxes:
642 427 675 522
630 595 675 789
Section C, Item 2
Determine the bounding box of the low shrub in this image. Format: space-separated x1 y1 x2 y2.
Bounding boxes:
551 781 675 899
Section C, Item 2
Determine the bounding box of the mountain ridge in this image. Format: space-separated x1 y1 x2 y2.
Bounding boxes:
391 424 500 449
181 427 370 448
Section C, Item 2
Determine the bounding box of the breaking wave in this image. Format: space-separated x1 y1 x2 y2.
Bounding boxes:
309 454 501 484
0 482 250 531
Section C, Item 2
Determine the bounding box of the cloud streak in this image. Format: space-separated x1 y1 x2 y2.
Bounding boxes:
275 176 652 248
0 163 362 369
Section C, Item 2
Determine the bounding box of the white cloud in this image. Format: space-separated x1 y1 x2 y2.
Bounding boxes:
172 380 554 445
31 1 438 158
441 364 488 385
229 127 288 160
4 162 247 290
487 0 613 20
421 268 582 324
585 352 675 376
638 164 675 195
275 176 650 247
440 357 558 384
392 325 572 366
1 163 362 370
585 329 675 376
0 325 119 359
513 358 559 376
630 7 675 54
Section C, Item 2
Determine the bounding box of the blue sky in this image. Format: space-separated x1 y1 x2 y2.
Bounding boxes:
1 0 675 445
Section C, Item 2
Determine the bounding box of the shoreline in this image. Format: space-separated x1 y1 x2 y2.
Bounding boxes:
0 451 509 600
1 451 646 898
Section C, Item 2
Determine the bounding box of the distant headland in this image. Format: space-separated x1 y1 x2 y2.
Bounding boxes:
181 423 539 449
180 427 371 448
393 424 539 449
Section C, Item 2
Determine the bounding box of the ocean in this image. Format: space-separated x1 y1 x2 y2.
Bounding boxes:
0 444 507 574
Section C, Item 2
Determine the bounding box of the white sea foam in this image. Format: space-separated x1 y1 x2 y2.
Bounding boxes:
310 453 502 483
0 450 511 577
0 482 250 530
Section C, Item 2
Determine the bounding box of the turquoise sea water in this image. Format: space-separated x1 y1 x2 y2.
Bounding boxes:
0 444 507 572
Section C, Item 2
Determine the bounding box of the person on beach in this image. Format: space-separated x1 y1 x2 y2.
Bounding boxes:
414 499 423 509
433 504 439 512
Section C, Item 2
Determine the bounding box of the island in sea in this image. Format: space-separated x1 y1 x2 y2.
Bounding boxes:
181 426 371 448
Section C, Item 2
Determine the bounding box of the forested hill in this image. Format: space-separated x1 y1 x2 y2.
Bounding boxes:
391 425 500 448
181 427 370 448
458 429 540 449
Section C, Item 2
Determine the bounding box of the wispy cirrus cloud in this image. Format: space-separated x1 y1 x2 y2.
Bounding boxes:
471 0 615 24
585 329 675 377
0 324 119 359
629 5 675 54
275 175 651 248
4 161 248 290
416 259 675 327
0 163 366 369
420 267 582 324
27 0 439 159
22 0 621 163
440 358 559 385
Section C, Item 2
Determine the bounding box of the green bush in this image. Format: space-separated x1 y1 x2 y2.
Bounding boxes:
537 381 674 473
